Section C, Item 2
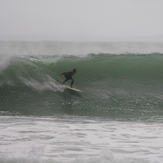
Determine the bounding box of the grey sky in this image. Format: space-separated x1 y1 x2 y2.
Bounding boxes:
0 0 163 41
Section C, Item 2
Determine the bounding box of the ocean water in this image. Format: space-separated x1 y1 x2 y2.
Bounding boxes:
0 41 163 163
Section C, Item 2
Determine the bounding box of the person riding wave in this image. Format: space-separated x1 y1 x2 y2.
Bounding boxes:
60 69 77 88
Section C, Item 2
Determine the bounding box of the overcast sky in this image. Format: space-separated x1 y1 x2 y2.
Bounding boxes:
0 0 163 41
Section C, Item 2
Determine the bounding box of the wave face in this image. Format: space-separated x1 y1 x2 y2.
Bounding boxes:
0 41 163 118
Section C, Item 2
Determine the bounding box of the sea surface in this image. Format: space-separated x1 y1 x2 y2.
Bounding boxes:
0 41 163 163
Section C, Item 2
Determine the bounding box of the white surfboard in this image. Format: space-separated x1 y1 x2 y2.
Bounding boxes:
63 84 82 92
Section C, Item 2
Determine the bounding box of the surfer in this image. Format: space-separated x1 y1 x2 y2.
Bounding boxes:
60 69 77 88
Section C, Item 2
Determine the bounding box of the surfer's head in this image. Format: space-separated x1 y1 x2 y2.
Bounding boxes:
73 69 77 73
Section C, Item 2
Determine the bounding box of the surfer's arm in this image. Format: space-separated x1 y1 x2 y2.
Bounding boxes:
60 72 65 76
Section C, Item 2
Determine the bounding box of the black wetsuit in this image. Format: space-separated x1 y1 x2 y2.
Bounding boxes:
62 71 75 86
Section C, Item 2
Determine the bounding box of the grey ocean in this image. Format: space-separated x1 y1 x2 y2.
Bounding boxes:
0 41 163 163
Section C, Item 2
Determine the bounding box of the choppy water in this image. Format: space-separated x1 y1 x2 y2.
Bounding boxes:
1 116 163 163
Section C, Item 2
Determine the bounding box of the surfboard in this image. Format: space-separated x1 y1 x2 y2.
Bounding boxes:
63 84 82 92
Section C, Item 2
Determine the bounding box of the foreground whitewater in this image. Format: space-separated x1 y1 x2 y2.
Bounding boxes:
0 41 163 163
1 116 163 163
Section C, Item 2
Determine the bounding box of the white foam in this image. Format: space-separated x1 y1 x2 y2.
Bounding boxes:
0 54 16 74
20 75 64 92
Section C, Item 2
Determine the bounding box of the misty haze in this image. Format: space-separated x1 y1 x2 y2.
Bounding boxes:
0 0 163 42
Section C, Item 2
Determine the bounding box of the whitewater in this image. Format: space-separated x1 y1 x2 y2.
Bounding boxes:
0 41 163 163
